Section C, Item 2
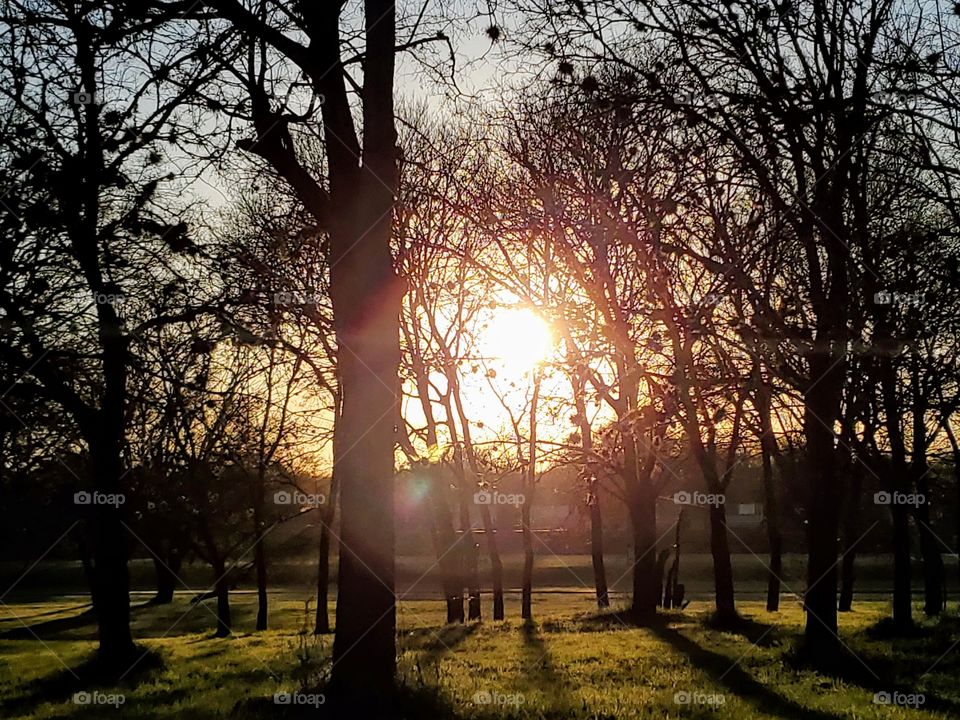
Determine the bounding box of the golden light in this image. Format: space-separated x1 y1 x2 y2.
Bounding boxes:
478 307 553 372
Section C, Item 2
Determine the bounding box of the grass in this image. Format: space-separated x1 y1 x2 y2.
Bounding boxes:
1 592 959 718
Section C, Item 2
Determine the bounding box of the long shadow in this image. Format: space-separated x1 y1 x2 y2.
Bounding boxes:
701 613 783 648
0 646 164 717
406 622 481 667
0 599 154 640
647 619 849 720
519 620 574 712
788 633 960 718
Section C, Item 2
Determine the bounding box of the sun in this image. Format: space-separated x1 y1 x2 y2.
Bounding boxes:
478 308 554 372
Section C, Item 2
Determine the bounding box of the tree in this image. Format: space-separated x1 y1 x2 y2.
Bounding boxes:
516 0 960 656
184 0 450 694
0 0 222 668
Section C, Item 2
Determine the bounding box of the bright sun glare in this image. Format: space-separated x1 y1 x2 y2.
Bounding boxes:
479 308 554 372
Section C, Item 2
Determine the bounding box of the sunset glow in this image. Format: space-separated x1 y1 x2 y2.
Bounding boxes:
477 308 554 373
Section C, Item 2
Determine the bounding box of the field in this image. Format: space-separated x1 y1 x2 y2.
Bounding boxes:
2 588 959 719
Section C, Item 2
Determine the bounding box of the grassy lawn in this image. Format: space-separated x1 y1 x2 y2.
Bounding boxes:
1 593 958 718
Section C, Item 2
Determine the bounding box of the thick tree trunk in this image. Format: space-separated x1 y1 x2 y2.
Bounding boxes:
915 480 943 616
802 367 843 658
328 25 401 687
328 280 399 693
708 501 736 622
89 436 135 667
626 471 659 623
878 356 914 631
890 497 913 628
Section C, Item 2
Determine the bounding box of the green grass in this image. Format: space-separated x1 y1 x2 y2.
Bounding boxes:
1 593 958 718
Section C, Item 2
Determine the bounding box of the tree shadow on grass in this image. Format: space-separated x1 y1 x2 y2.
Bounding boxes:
0 600 154 640
519 619 575 711
400 621 481 664
0 645 164 717
786 626 960 717
701 612 784 648
646 619 849 720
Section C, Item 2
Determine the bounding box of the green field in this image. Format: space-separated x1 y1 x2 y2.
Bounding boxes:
2 592 959 719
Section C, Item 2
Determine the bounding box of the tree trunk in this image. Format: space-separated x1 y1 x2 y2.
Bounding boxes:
838 465 862 612
628 496 658 622
802 362 843 658
589 494 610 608
477 503 504 620
943 419 960 592
626 472 659 623
151 552 180 605
466 537 481 620
878 355 914 631
405 338 464 624
911 371 943 616
914 476 943 616
254 535 268 632
328 278 399 693
456 478 481 621
521 378 541 621
449 375 501 620
521 500 534 620
213 557 231 637
756 381 782 612
708 501 736 622
314 468 339 634
89 435 135 667
890 497 913 628
574 375 609 608
328 8 401 684
428 468 464 624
